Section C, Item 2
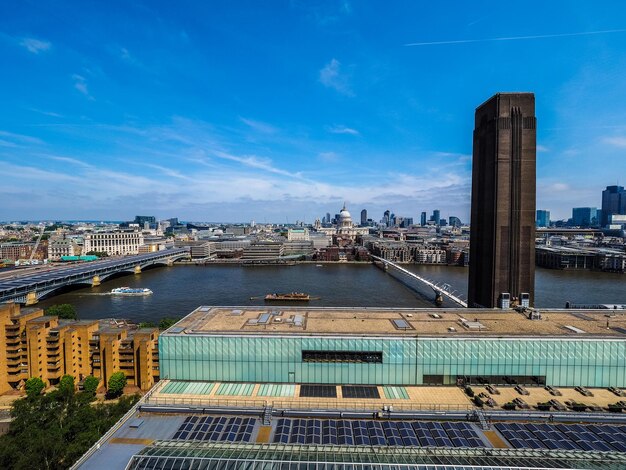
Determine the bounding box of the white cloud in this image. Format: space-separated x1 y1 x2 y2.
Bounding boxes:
72 74 92 99
319 59 354 96
240 117 277 134
536 145 549 152
318 151 339 162
602 136 626 148
19 37 51 54
327 125 359 135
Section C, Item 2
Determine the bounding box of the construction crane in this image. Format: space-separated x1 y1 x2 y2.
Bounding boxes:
29 226 45 263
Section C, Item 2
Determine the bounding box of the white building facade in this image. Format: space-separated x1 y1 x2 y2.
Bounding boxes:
83 231 144 256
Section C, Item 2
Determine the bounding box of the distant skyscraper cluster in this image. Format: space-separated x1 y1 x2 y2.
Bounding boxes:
537 185 626 230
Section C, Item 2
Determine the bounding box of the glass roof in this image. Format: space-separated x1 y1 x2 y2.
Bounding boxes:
125 441 626 470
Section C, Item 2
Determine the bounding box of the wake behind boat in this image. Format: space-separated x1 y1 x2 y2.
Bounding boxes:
110 287 153 296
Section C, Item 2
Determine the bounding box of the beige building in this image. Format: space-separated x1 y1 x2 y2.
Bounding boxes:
83 231 144 256
48 235 77 260
0 302 159 394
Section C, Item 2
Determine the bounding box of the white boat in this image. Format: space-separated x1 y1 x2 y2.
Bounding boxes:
110 287 153 296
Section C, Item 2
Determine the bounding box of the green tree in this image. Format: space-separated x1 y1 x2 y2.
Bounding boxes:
0 387 139 469
58 374 75 396
139 321 157 328
85 251 108 258
83 376 100 396
45 304 77 320
107 372 127 398
24 377 45 398
158 317 180 330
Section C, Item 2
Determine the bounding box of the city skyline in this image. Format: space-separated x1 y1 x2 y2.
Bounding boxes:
2 2 626 221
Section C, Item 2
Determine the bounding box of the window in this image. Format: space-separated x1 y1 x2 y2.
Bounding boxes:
302 350 383 363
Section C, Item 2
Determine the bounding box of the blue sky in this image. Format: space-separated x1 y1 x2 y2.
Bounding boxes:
2 1 626 223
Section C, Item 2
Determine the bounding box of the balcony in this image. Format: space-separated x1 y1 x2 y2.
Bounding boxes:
5 323 20 333
47 361 61 370
6 336 21 346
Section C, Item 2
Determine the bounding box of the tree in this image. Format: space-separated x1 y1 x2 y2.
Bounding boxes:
45 304 77 320
83 376 100 396
0 386 139 469
85 251 108 258
107 372 127 398
58 374 75 396
24 377 45 398
139 321 157 329
158 317 180 330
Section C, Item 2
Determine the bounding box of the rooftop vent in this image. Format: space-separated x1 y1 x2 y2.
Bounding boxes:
564 325 586 334
429 313 441 319
459 319 486 330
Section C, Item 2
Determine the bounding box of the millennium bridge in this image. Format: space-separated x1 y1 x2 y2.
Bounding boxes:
371 255 468 307
0 248 189 305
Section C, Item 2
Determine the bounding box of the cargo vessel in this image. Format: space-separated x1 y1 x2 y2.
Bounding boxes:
110 287 153 296
264 292 310 301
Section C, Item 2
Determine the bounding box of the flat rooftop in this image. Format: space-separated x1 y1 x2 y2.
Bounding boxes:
165 306 626 338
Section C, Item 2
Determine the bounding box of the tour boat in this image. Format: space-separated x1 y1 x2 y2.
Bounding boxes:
110 287 153 296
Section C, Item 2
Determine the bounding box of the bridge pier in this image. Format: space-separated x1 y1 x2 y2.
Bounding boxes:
25 291 38 306
167 259 174 267
91 275 101 287
134 265 142 274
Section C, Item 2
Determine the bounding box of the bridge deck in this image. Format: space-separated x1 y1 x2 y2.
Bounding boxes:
0 248 188 303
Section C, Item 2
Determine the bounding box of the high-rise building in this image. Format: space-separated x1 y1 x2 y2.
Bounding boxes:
432 210 440 226
536 210 550 228
325 213 331 225
383 210 390 227
420 212 427 226
572 207 597 227
449 216 462 228
601 185 626 226
468 93 536 308
360 209 367 226
134 215 156 227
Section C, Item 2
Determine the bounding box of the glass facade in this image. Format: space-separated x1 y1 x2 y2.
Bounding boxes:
159 334 626 388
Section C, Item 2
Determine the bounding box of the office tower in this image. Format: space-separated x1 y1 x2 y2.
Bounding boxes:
536 210 550 228
572 207 597 227
432 210 440 226
383 210 390 226
468 93 536 308
449 216 462 228
360 209 367 226
601 185 626 226
390 213 396 226
134 215 156 226
421 212 427 226
326 213 331 225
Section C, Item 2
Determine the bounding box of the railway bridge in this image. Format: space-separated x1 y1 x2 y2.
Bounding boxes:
0 248 189 305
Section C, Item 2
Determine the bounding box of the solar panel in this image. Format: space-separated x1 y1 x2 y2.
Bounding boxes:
300 385 337 398
342 385 380 399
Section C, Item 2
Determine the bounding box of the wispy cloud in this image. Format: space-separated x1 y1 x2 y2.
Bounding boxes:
319 58 354 96
212 150 302 178
318 151 339 162
0 130 45 145
327 125 359 135
19 37 51 54
537 145 549 152
602 136 626 148
72 74 93 99
405 29 626 47
240 117 278 134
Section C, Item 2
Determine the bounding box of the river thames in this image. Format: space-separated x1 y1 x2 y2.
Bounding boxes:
35 264 626 323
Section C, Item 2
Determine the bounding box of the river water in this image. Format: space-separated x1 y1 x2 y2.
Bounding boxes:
35 264 626 323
